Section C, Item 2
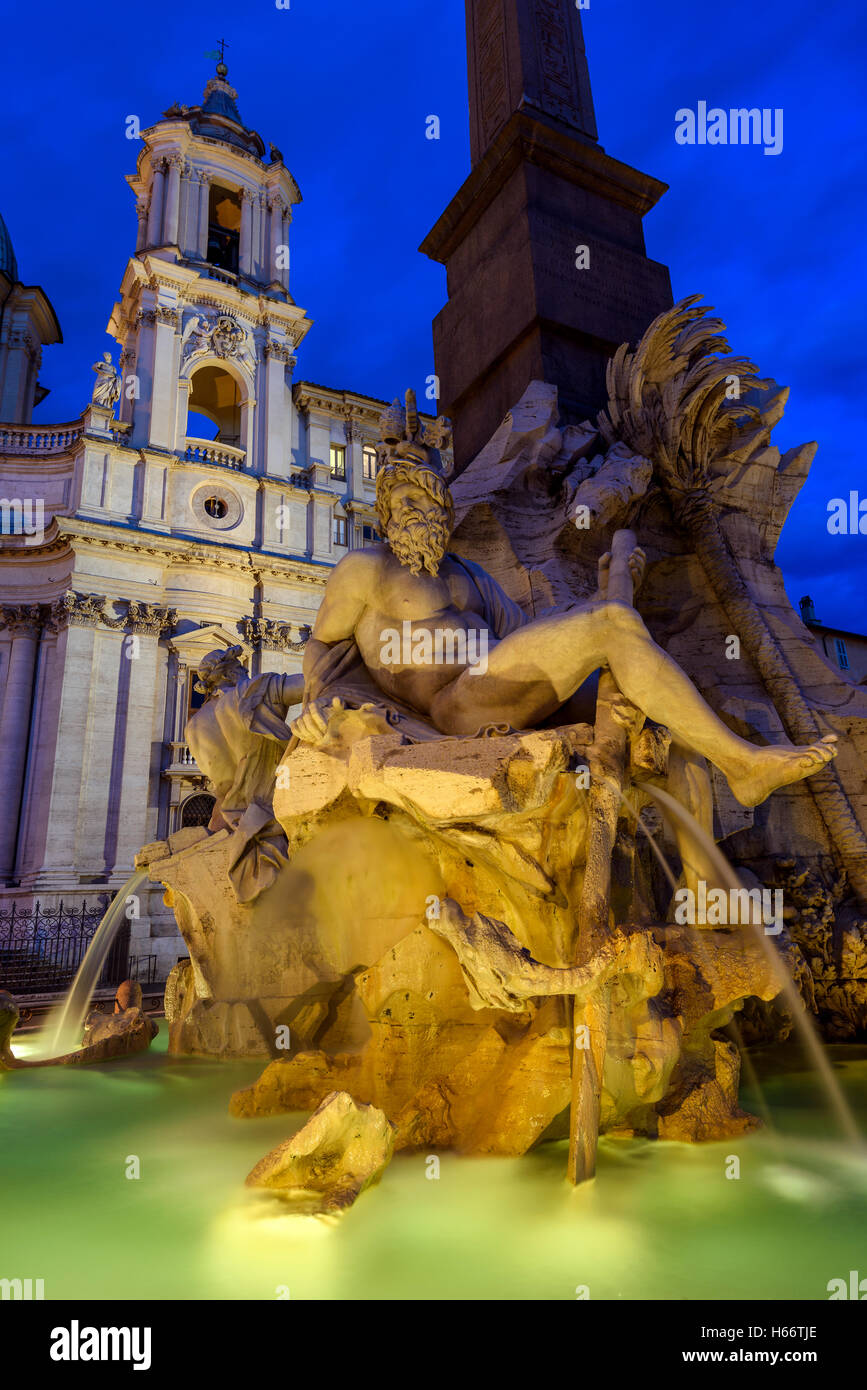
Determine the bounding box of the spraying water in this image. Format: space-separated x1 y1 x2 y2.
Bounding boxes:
29 868 148 1061
639 783 862 1146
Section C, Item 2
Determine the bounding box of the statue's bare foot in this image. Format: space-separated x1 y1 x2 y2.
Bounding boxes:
727 735 838 808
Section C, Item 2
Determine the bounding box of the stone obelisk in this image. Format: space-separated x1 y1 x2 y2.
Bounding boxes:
421 0 674 469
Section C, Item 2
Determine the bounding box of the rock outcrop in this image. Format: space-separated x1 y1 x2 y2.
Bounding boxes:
245 1091 395 1213
230 919 784 1152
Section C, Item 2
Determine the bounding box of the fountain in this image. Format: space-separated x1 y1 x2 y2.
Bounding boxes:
5 303 867 1297
2 868 156 1068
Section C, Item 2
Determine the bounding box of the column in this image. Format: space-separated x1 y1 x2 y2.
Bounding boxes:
163 155 183 247
30 603 100 885
0 607 42 881
135 197 149 253
178 165 196 256
118 349 136 425
250 194 262 281
239 188 254 277
258 192 268 281
14 616 56 881
197 174 212 260
111 618 168 877
146 158 167 246
280 208 292 289
76 628 125 877
148 309 180 450
262 344 293 477
345 418 363 498
263 197 276 284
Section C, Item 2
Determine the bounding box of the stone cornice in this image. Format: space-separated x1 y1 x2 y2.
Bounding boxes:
293 382 441 433
38 517 332 587
420 109 669 265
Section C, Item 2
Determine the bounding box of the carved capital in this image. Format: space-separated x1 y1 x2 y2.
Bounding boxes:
47 592 176 635
263 342 296 365
51 592 110 629
126 601 178 636
240 617 310 653
155 306 180 328
0 604 44 636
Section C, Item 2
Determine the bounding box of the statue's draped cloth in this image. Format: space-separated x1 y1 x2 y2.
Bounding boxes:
186 673 298 904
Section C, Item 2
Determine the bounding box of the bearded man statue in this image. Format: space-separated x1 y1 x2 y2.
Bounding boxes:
291 389 836 815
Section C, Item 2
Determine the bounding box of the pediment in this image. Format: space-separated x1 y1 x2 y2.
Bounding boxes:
168 623 250 666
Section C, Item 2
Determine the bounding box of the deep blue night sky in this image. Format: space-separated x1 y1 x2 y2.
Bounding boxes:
2 0 865 627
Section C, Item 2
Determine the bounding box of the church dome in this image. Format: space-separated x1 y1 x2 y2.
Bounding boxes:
0 211 19 283
163 64 266 159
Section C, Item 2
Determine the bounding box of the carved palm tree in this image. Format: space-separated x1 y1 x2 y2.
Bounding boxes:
598 295 867 908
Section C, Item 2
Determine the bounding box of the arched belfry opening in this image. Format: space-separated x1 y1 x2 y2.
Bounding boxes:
207 184 241 273
186 364 243 446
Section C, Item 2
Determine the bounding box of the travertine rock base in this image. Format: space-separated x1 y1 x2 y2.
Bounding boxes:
245 1090 395 1213
230 921 783 1153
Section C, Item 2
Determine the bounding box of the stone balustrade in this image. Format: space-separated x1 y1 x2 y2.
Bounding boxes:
0 422 83 453
182 438 247 471
166 741 199 771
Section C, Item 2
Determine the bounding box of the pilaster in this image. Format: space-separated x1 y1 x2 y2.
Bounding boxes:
0 606 42 881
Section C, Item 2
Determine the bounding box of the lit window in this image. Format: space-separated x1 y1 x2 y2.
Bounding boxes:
204 496 228 519
330 445 346 481
333 516 348 547
362 446 378 481
836 638 850 670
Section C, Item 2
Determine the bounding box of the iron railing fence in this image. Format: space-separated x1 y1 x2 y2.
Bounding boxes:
0 899 149 996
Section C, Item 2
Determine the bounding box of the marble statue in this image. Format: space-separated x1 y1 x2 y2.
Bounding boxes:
184 646 303 902
144 381 835 1177
90 351 121 408
292 389 836 810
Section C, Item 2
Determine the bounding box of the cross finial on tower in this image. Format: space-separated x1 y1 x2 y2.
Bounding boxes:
215 36 229 77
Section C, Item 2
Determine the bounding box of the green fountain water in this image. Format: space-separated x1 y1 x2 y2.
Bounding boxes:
2 1024 866 1299
3 798 865 1299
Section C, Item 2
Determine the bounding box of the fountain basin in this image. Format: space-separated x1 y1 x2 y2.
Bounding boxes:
1 1023 866 1299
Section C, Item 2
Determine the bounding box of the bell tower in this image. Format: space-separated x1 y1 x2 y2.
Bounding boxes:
105 56 312 491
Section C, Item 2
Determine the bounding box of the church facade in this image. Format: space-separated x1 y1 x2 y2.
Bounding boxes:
0 62 439 977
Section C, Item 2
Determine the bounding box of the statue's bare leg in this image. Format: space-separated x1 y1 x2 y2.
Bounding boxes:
429 601 836 808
